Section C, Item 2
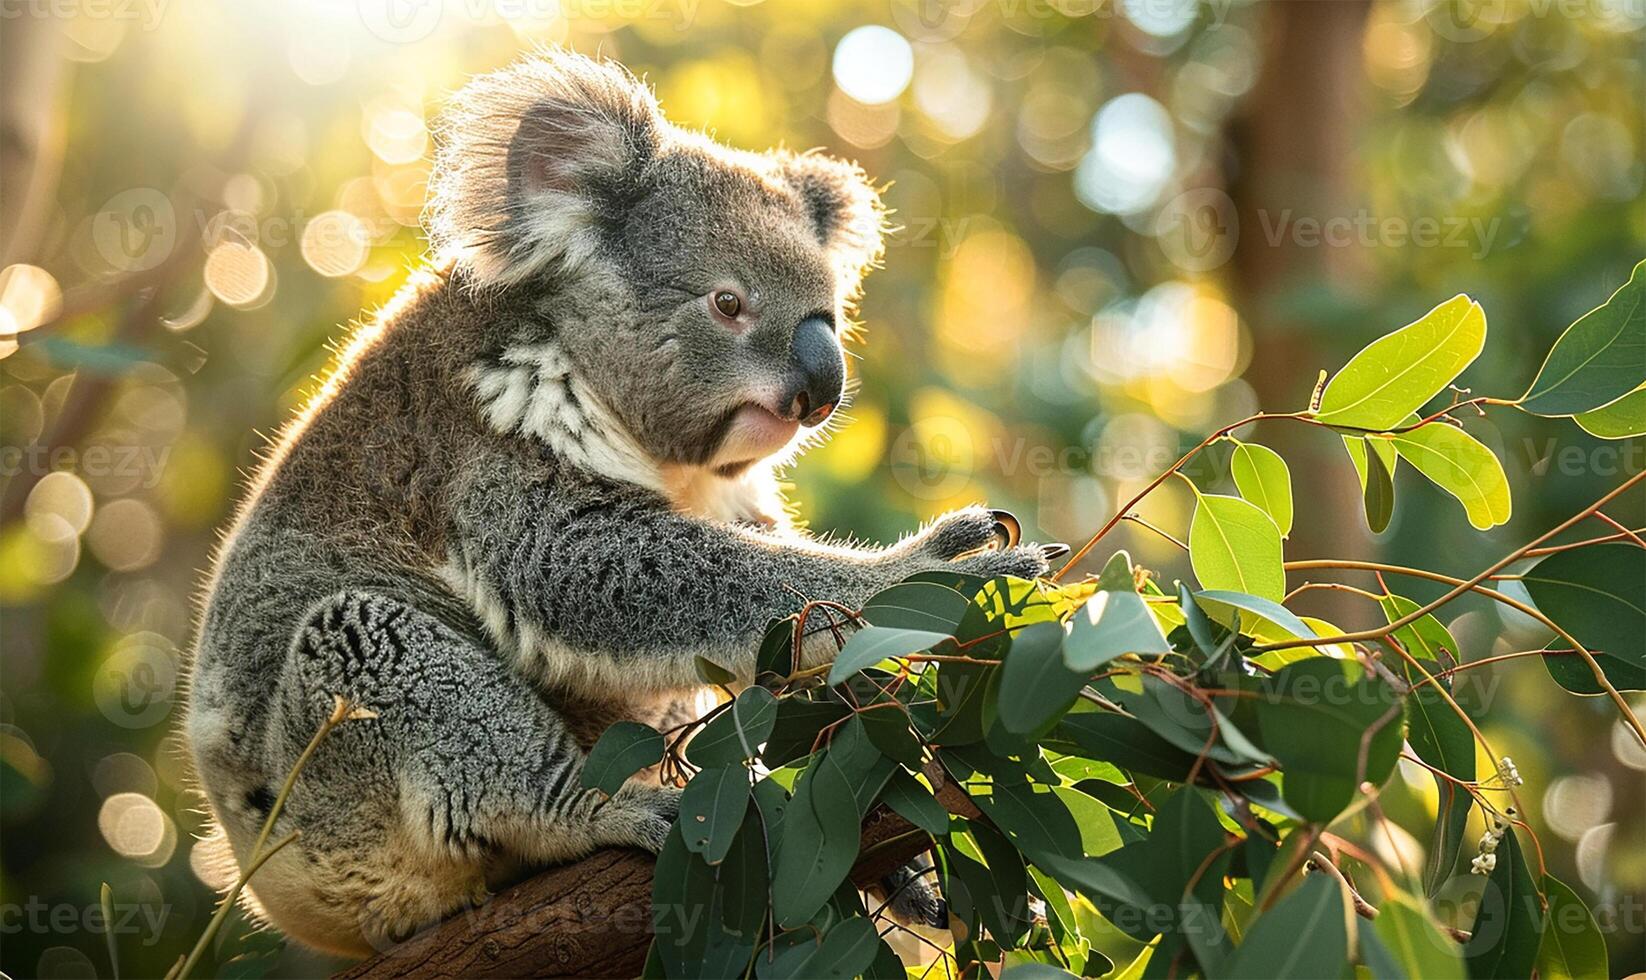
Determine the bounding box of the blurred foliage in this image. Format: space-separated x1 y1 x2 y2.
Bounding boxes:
0 0 1641 976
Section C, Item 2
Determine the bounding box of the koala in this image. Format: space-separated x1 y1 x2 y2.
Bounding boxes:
184 50 1055 958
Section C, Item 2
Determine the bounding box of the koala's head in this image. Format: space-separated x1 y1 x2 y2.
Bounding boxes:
428 51 886 475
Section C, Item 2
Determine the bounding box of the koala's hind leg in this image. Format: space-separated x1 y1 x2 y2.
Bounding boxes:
270 590 679 946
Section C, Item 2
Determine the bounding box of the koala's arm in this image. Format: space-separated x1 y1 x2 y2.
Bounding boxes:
447 471 1049 693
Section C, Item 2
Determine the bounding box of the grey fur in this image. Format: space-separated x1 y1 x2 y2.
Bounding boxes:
185 49 1049 957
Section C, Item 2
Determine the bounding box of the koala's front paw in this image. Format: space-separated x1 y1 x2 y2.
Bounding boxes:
953 543 1062 581
895 506 1065 581
899 505 1018 562
609 784 681 854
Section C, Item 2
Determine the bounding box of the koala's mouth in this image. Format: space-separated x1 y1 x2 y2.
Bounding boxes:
710 402 800 468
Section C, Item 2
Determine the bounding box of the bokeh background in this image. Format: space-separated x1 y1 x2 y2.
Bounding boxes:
1 0 1642 976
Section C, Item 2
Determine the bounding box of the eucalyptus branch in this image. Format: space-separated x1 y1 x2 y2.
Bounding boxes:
1284 552 1646 747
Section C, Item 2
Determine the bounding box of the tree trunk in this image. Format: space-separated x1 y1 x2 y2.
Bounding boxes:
337 809 923 980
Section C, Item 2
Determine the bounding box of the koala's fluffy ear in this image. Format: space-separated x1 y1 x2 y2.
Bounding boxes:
780 152 888 297
428 50 662 288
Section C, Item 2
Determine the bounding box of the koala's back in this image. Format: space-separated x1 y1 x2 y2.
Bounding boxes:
183 271 518 952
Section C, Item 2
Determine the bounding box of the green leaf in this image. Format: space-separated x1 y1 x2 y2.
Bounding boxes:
1404 686 1474 784
694 654 739 686
1255 659 1403 822
1001 963 1080 978
1049 785 1124 857
1189 493 1286 602
1315 294 1486 429
1230 441 1294 537
755 617 798 680
1114 674 1267 767
1096 550 1136 590
1089 791 1229 952
1525 543 1646 693
1366 891 1466 979
1573 381 1646 438
879 770 949 835
1521 258 1646 415
972 781 1085 867
1220 873 1348 979
1064 590 1173 670
688 687 779 767
1426 779 1473 897
762 916 880 979
1377 593 1459 684
1054 712 1200 782
998 621 1086 734
1196 590 1318 643
679 765 752 865
1535 875 1607 980
580 721 664 796
943 823 1033 946
1344 433 1399 488
861 581 972 632
1363 437 1395 533
1383 424 1511 530
652 824 756 978
1403 682 1476 895
770 744 872 926
1464 825 1542 978
828 626 951 685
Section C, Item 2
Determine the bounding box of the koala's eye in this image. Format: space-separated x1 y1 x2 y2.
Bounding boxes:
712 291 742 318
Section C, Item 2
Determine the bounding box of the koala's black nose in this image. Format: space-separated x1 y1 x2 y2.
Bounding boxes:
785 316 845 427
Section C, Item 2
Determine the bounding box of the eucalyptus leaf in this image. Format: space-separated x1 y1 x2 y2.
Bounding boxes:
1383 423 1511 530
679 765 751 865
1064 589 1173 670
1524 544 1646 693
1464 825 1542 979
1535 875 1607 980
998 621 1086 734
1195 590 1317 643
828 626 951 685
861 581 972 632
878 770 949 835
688 686 778 767
1573 381 1646 438
1255 659 1402 822
1367 891 1466 979
580 721 664 796
1219 873 1347 979
1315 294 1486 430
1230 441 1294 537
1189 493 1286 602
1096 550 1136 590
1521 258 1646 415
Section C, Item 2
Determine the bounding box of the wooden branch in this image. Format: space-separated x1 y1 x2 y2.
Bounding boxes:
337 808 924 980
